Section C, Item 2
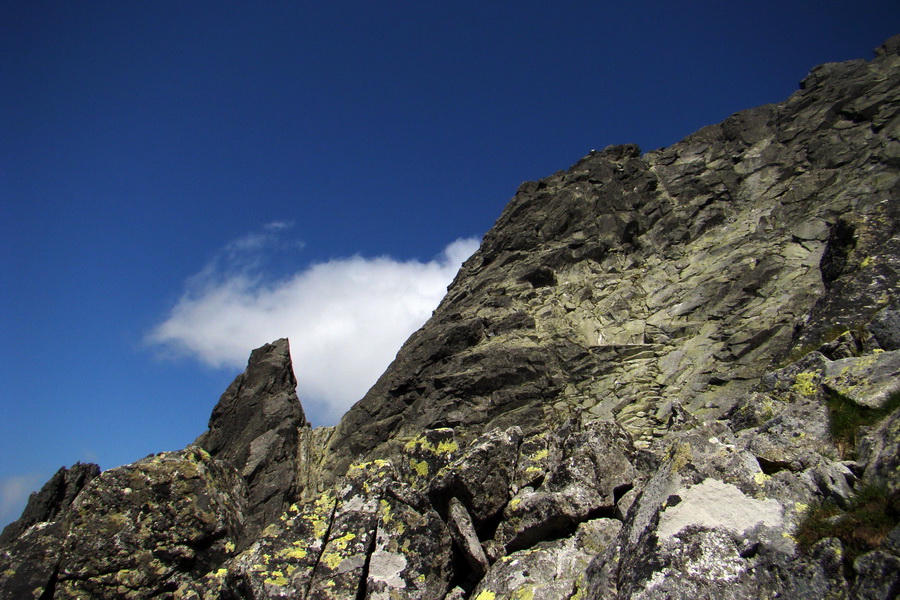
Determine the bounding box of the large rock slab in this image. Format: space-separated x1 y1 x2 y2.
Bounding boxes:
822 350 900 409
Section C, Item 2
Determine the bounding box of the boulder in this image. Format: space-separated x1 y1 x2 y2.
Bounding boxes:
0 447 247 600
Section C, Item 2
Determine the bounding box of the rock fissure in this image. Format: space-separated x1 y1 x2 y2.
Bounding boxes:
303 491 340 599
355 518 379 600
36 564 58 600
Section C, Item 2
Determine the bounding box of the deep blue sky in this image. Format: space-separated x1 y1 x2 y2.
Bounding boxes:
2 1 898 527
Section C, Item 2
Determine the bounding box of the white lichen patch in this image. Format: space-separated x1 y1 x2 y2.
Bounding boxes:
367 550 408 589
642 529 746 595
657 478 782 539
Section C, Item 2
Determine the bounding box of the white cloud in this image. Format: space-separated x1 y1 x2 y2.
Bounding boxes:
263 220 294 231
0 473 41 529
148 232 480 425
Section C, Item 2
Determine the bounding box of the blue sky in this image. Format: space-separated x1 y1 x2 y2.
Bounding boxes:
2 1 898 528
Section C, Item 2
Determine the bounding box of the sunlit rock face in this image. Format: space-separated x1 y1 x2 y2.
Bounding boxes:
3 35 900 600
320 34 900 479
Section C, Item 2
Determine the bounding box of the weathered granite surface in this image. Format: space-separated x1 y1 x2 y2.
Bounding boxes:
2 35 899 600
0 463 99 547
320 33 900 483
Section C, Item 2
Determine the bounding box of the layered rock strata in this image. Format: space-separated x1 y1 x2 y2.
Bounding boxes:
2 35 899 600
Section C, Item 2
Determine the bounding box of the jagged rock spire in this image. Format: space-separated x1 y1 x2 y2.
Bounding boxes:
196 337 308 538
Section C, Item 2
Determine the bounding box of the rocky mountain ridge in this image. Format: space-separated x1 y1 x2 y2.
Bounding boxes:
2 35 899 599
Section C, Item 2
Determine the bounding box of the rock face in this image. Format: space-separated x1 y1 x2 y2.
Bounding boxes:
195 338 309 542
0 448 248 599
3 35 900 600
0 463 99 546
321 34 900 478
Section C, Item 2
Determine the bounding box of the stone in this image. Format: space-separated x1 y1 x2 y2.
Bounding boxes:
0 447 248 600
0 462 99 546
654 478 784 539
858 406 900 493
0 522 67 600
868 308 900 351
196 338 307 540
365 483 453 600
446 497 489 579
491 420 638 555
185 460 454 600
471 518 621 600
428 427 522 526
822 350 900 409
398 428 462 491
851 550 900 600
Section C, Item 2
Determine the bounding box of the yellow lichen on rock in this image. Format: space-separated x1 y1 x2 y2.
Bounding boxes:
792 372 818 397
321 552 343 569
331 532 356 550
512 585 535 600
436 439 459 454
412 460 429 477
263 571 288 587
278 545 308 560
669 442 693 472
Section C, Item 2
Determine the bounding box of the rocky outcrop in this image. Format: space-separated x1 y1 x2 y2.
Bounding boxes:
0 448 247 599
0 463 99 546
195 338 309 541
3 35 900 600
319 34 900 484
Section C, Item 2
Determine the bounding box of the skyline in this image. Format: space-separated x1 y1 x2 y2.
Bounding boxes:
2 1 899 528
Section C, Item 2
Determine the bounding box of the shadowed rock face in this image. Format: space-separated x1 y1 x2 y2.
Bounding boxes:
0 448 248 600
196 338 308 540
3 35 900 600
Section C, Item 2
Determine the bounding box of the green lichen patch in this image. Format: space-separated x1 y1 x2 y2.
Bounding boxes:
792 371 820 397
